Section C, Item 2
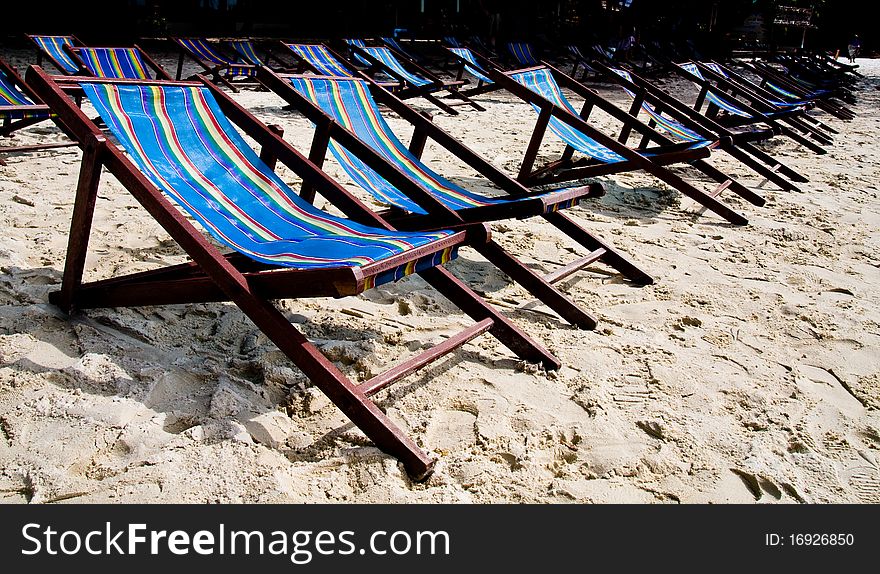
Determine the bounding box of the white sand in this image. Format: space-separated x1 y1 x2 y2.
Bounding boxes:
1 50 878 503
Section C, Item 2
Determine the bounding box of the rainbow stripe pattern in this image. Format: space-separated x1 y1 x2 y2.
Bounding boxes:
448 48 493 85
507 43 539 67
73 48 152 79
359 47 432 87
177 38 256 77
289 76 579 215
285 44 353 78
227 40 265 66
0 68 49 121
80 81 457 278
31 35 79 74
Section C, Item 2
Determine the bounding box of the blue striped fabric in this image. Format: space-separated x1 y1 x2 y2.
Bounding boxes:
80 81 456 274
610 68 706 142
344 39 373 67
285 44 353 77
360 47 432 87
703 62 807 108
443 36 462 48
678 62 751 117
511 68 710 163
178 38 256 77
288 76 579 215
510 68 626 163
31 35 79 74
448 48 493 84
507 43 539 66
0 68 50 121
227 40 265 66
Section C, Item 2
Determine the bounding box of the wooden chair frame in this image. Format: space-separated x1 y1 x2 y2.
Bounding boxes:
0 58 76 164
260 68 656 330
477 59 761 225
171 37 260 93
27 65 563 480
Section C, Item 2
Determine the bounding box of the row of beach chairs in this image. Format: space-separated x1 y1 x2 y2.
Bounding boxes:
0 32 862 478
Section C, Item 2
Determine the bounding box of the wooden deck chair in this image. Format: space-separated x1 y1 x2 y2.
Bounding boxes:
172 37 259 92
277 42 400 91
481 62 761 225
671 61 831 155
225 39 298 73
741 59 856 120
260 70 655 328
26 34 85 75
689 60 839 142
446 47 498 96
0 58 76 164
343 38 374 67
65 45 173 80
346 44 485 115
566 45 599 81
697 61 843 134
27 65 562 480
506 42 540 67
593 62 809 192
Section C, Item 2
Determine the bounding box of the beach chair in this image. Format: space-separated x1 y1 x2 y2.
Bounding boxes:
566 45 598 81
697 60 843 134
480 62 761 225
742 59 856 120
446 47 497 96
27 65 563 480
26 34 85 75
225 39 299 73
672 62 831 155
343 38 374 67
346 44 485 115
260 70 655 328
0 58 76 164
172 37 259 92
594 63 808 192
278 43 400 92
65 46 173 80
506 42 540 67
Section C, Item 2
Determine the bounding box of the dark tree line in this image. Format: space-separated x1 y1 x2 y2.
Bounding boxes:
1 0 875 54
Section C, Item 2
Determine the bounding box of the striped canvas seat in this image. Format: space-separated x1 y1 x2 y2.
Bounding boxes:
285 44 354 77
510 68 625 163
359 47 432 87
344 39 373 67
507 43 539 67
288 76 579 215
511 68 711 163
227 40 265 66
177 38 256 77
609 68 706 142
72 48 152 79
1 68 50 121
81 81 456 278
678 62 752 118
702 62 808 108
30 35 79 74
448 48 493 85
443 37 462 49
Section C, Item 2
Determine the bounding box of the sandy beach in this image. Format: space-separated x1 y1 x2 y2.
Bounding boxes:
1 49 878 504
